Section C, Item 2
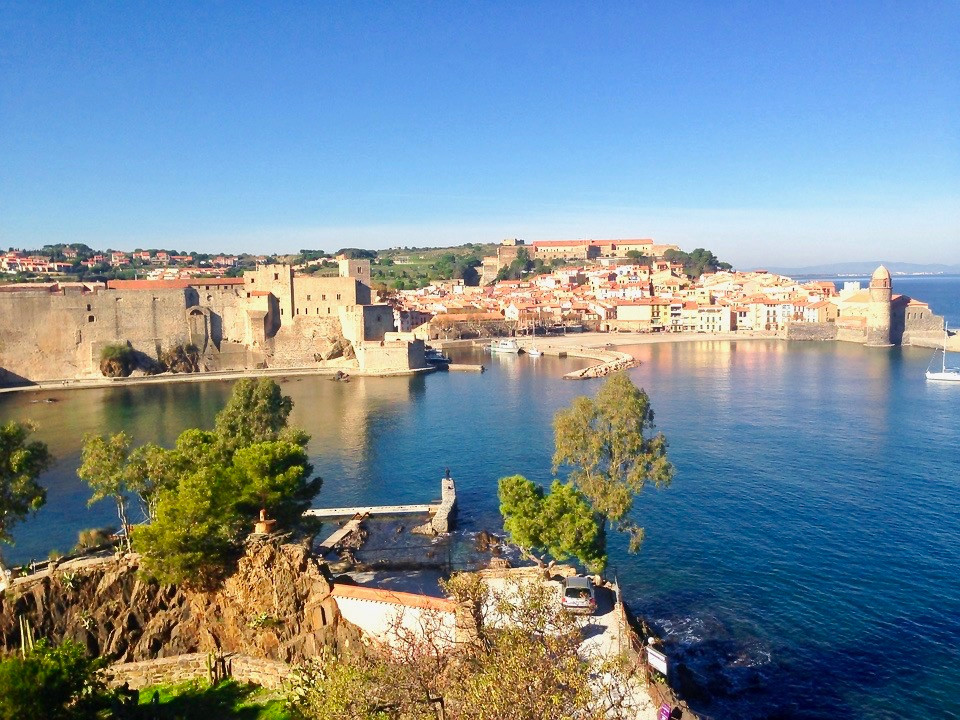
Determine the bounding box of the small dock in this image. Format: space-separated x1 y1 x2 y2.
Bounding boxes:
316 513 368 554
448 363 484 372
305 504 437 519
304 476 457 534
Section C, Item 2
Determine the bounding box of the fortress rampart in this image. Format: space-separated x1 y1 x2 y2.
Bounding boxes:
0 260 426 387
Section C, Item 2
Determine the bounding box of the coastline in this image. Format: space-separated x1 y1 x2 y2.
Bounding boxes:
0 364 437 396
1 330 777 396
439 330 780 379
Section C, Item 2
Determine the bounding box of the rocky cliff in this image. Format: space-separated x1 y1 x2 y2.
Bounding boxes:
0 537 359 663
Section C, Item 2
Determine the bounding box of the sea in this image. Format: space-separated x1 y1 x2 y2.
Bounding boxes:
1 275 959 719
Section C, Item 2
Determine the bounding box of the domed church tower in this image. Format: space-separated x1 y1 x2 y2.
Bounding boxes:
865 265 893 346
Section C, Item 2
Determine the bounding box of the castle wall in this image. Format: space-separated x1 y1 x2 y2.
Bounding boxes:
292 276 370 318
0 287 198 382
355 338 427 372
781 322 838 341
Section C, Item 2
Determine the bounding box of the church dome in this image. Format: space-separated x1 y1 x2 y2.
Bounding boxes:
871 265 891 282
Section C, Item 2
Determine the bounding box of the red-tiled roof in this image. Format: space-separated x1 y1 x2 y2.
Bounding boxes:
107 278 245 290
332 583 456 613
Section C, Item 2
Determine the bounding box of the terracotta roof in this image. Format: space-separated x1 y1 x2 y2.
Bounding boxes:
108 278 244 290
332 583 456 613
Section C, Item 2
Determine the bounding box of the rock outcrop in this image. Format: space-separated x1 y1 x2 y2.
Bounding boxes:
0 537 359 663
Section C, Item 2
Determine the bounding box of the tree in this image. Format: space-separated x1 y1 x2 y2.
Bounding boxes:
131 379 320 587
77 432 135 552
663 247 732 278
125 442 181 521
553 372 673 553
135 467 245 588
214 378 299 453
232 440 322 527
498 475 606 572
0 639 111 720
0 421 51 580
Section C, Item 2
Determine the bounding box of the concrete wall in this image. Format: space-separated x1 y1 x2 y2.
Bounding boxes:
331 585 456 649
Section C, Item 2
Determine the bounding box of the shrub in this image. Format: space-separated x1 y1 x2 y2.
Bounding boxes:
0 639 111 720
99 343 135 377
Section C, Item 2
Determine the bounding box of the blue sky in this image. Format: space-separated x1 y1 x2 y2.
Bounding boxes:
1 2 957 267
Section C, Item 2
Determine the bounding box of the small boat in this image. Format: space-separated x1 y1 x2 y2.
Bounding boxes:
489 339 520 354
527 346 542 357
926 323 960 382
425 347 451 365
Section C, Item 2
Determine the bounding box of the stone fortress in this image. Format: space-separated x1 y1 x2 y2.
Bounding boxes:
783 265 947 347
0 258 426 386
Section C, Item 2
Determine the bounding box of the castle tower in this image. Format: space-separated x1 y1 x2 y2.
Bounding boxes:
865 265 893 346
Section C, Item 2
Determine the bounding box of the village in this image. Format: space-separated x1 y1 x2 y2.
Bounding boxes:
396 238 944 349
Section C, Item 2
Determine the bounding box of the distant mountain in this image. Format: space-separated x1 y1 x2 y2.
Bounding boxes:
751 261 960 277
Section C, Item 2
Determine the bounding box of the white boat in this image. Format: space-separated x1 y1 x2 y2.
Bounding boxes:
526 346 542 357
925 323 960 382
490 339 520 354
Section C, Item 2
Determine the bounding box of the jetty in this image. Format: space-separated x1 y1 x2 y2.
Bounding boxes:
316 513 368 554
448 363 485 372
304 475 457 535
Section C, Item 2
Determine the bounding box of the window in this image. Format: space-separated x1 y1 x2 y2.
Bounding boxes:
307 294 311 301
337 293 341 300
86 304 91 311
321 294 326 301
274 273 279 281
87 315 94 323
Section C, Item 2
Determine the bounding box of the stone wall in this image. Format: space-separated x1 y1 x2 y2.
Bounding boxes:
780 322 838 342
105 652 293 691
355 338 427 373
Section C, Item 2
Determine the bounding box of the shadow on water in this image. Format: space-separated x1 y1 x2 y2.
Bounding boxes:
643 587 960 720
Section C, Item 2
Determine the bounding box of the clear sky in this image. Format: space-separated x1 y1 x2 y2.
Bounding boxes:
1 1 957 267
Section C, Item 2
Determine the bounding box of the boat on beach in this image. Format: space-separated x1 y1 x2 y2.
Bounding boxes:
489 339 520 354
526 346 542 357
925 324 960 382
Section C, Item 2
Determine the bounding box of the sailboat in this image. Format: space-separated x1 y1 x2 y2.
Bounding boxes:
925 323 960 382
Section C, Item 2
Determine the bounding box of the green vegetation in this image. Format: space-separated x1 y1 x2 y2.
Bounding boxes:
663 247 732 278
498 476 605 572
72 527 116 553
0 421 51 578
76 379 322 588
494 248 568 282
553 372 673 553
77 433 137 552
136 679 290 719
0 639 111 720
160 344 200 373
499 372 673 572
99 343 137 377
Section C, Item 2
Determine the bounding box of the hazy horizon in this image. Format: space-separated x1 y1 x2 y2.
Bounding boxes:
2 3 957 267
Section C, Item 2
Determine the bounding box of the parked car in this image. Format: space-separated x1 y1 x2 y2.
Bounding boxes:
560 576 597 615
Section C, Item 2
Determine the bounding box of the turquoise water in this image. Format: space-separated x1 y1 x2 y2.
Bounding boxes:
2 278 959 719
